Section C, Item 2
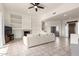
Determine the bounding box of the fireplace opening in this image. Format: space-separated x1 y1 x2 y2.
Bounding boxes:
24 31 30 36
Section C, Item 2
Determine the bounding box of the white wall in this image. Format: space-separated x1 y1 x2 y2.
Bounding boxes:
4 11 43 39
4 12 32 39
63 18 79 37
22 14 31 30
0 13 4 47
31 13 42 34
4 12 11 26
4 11 43 38
12 29 23 39
65 24 68 37
0 4 5 47
4 11 79 38
4 12 22 39
44 16 79 37
44 18 63 36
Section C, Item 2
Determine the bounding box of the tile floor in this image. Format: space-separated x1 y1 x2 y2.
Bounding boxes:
1 37 71 56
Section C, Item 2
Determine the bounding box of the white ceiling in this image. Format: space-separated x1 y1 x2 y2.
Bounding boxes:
3 3 79 20
3 3 63 14
46 7 79 22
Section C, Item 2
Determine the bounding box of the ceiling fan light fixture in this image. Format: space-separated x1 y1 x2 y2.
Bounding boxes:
28 3 44 12
34 6 37 8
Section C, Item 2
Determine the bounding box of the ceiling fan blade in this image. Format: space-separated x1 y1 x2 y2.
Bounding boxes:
35 8 38 12
37 6 44 9
30 3 35 6
35 3 40 6
28 6 34 9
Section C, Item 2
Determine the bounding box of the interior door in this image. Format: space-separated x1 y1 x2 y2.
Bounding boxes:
51 26 56 33
68 23 76 38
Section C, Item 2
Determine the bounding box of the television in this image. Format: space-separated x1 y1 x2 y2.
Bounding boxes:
5 26 12 35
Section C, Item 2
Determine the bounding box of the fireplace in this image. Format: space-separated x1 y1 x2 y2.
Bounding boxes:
24 31 30 36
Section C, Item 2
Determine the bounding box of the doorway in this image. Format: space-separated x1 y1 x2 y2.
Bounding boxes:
51 26 59 37
51 26 56 33
68 23 76 38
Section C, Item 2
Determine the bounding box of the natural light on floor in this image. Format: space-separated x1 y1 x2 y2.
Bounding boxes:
0 46 8 56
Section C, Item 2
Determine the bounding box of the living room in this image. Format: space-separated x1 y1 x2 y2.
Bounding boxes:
0 3 79 56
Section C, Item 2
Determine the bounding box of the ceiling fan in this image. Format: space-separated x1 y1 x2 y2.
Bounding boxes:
28 3 44 12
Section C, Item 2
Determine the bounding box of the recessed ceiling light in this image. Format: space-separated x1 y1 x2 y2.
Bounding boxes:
34 6 37 8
